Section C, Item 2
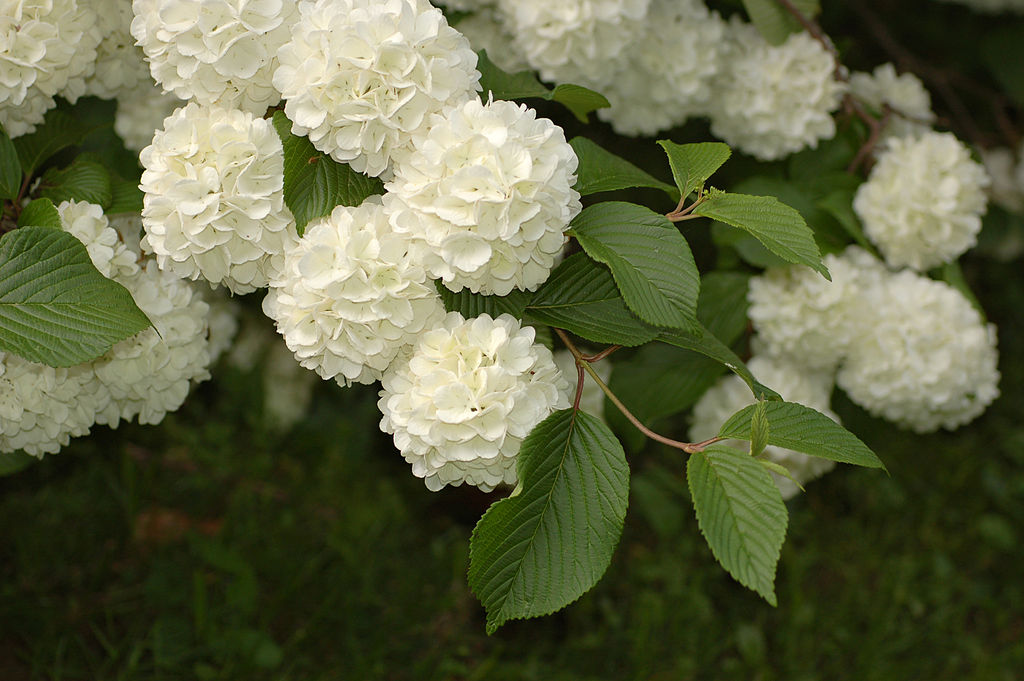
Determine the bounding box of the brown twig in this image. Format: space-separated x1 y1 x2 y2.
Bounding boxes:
580 345 621 363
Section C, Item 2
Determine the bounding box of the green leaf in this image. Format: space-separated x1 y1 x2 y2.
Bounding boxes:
13 109 94 175
468 409 630 633
694 191 829 278
758 459 805 493
657 141 731 198
816 188 875 252
718 401 886 470
688 444 788 605
569 137 678 199
569 202 700 330
939 260 985 318
436 282 531 320
981 25 1024 109
272 111 383 235
37 159 112 208
0 124 21 201
0 450 36 475
18 198 62 229
107 178 144 214
658 325 780 401
742 0 820 45
0 226 152 366
749 401 770 457
476 51 609 123
525 253 660 347
697 271 751 346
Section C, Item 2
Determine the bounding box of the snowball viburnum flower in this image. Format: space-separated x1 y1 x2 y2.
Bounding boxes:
385 98 579 295
83 0 150 99
130 0 298 113
378 312 569 492
140 102 298 294
274 0 480 178
263 197 446 386
853 131 990 270
57 200 139 280
848 63 935 139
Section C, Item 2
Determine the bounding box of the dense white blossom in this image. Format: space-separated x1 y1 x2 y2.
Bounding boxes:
57 200 139 280
274 0 480 178
837 271 1000 432
689 355 838 499
593 0 726 136
379 312 569 491
553 349 610 421
748 247 889 371
849 63 934 139
853 131 989 270
140 103 298 293
385 98 578 295
83 0 150 99
263 198 446 386
0 0 100 136
709 20 844 161
493 0 650 84
453 9 529 73
130 0 298 113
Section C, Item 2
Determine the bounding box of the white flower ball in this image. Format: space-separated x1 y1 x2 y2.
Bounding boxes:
454 9 529 73
92 261 213 427
553 349 610 421
385 98 579 295
57 200 140 281
837 271 1000 433
130 0 298 113
748 247 889 371
848 63 934 139
853 131 989 271
594 0 726 136
709 20 844 161
82 0 150 99
140 102 298 294
263 198 446 386
274 0 480 178
379 312 569 491
689 354 838 500
494 0 650 84
0 0 100 137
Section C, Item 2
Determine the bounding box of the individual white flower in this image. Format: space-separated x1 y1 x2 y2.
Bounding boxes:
57 200 140 280
379 312 569 491
848 63 935 139
493 0 650 84
748 247 889 371
263 198 446 386
689 354 838 499
553 349 610 421
92 261 213 427
0 0 101 136
82 0 150 99
262 336 318 431
594 0 726 136
0 353 100 457
837 271 1000 432
130 0 298 113
708 20 844 161
274 0 480 178
853 131 989 270
140 102 298 294
454 9 529 73
114 82 184 153
385 98 578 295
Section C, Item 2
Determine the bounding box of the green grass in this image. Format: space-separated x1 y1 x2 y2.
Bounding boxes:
2 256 1024 680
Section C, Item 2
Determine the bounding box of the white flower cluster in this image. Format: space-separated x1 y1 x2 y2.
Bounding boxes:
385 98 579 295
848 63 935 139
83 0 150 100
0 0 101 136
139 102 298 294
263 198 445 386
690 355 839 499
749 247 1000 433
379 312 569 491
853 131 990 270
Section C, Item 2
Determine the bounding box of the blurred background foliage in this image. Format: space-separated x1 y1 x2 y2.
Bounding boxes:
4 0 1024 678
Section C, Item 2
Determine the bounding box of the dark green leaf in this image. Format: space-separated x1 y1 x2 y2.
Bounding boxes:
697 271 751 346
657 140 731 198
569 137 678 199
816 188 875 252
13 109 94 175
0 450 35 475
549 84 612 123
476 51 609 122
0 124 21 201
18 198 62 229
569 202 700 330
658 325 780 401
469 409 629 633
38 159 112 208
0 226 152 366
107 178 144 214
436 282 530 319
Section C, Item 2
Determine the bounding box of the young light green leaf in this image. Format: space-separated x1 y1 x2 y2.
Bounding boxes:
13 109 94 175
569 202 700 330
436 282 531 320
477 51 609 122
37 159 113 208
0 124 21 201
749 401 770 457
658 325 781 401
693 191 829 278
272 111 383 235
757 459 807 493
742 0 821 45
718 401 886 470
0 451 35 476
525 253 661 347
688 444 788 605
468 409 630 634
18 198 62 229
657 140 731 198
569 137 678 199
0 226 151 366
